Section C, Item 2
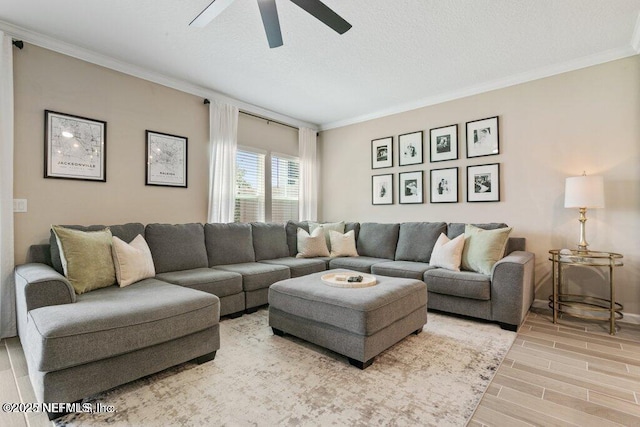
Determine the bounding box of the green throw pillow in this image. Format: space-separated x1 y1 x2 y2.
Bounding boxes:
52 225 116 294
461 224 512 275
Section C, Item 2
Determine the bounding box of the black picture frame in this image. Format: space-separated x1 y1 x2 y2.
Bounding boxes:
145 130 188 188
430 124 458 162
398 131 423 166
371 137 393 169
372 174 394 205
399 170 424 204
467 163 500 202
430 167 458 203
44 110 107 182
466 116 499 158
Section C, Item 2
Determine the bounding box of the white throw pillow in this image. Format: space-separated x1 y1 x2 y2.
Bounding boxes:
111 234 156 287
309 221 345 251
429 233 465 271
329 230 359 258
296 227 330 258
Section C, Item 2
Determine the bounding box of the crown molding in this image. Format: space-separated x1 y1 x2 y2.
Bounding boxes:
0 20 318 131
320 46 638 131
632 12 640 53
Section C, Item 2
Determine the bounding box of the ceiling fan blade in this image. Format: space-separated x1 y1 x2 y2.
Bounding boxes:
290 0 351 34
190 0 237 27
257 0 283 48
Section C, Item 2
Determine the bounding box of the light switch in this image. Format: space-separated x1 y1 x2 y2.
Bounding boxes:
13 199 27 213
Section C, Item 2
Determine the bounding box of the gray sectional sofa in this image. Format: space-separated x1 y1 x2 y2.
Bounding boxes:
14 219 534 417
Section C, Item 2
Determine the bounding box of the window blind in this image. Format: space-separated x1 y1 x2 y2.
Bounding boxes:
234 149 265 223
271 154 299 223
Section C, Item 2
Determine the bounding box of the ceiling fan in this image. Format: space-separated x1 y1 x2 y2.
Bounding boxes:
190 0 352 48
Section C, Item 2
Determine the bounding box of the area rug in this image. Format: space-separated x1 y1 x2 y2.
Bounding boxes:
56 309 515 426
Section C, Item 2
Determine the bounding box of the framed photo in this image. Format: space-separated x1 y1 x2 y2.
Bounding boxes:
467 163 500 202
399 171 424 204
466 116 499 158
398 131 423 166
372 174 393 205
44 110 106 182
430 167 458 203
371 137 393 169
430 124 458 162
146 130 188 188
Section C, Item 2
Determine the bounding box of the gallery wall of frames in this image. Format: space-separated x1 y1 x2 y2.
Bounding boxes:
371 116 501 206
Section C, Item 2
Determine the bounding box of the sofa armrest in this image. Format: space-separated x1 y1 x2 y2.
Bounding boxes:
490 251 535 329
15 263 76 339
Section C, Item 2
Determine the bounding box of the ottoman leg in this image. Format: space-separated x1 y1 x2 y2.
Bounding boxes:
272 327 285 336
413 327 423 335
348 357 375 370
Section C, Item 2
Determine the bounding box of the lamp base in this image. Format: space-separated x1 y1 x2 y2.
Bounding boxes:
576 207 589 253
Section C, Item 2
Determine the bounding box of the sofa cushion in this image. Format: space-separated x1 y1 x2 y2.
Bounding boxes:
357 223 400 259
296 227 330 258
285 220 310 257
371 260 435 280
251 223 290 261
344 222 360 242
461 224 513 275
424 269 491 301
155 268 243 298
214 262 290 292
447 222 508 239
26 278 219 372
259 257 326 278
111 235 156 287
50 223 145 274
145 223 208 273
204 223 255 266
395 222 447 262
51 226 116 294
329 256 390 273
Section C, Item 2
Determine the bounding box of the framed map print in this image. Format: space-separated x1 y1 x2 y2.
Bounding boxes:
145 130 188 188
44 110 107 182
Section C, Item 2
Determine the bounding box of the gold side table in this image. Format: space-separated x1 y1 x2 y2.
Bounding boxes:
548 249 624 335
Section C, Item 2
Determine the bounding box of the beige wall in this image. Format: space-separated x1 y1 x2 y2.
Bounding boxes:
13 44 298 264
319 55 640 316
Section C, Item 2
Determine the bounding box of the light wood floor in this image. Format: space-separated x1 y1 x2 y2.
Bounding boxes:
470 308 640 426
2 308 639 427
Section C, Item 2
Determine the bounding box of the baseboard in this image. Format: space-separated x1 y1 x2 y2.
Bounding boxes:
532 299 640 325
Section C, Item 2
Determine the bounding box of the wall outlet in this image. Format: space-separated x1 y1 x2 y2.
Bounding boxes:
13 199 27 213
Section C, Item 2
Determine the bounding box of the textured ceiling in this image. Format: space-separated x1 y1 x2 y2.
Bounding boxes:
1 0 639 129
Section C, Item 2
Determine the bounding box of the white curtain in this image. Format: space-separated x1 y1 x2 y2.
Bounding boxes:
207 100 239 223
0 31 16 338
298 127 318 221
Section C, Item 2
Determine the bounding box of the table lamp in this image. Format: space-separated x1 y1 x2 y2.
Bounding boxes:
564 172 604 252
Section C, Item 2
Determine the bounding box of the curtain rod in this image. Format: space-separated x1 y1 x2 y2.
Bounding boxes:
203 98 299 131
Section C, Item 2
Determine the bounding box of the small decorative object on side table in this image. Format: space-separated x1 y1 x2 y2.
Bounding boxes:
548 249 624 335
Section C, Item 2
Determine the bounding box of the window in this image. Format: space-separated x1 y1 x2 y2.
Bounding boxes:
271 154 299 223
233 148 299 223
235 149 265 222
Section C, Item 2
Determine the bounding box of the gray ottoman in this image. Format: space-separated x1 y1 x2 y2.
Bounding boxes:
268 269 427 369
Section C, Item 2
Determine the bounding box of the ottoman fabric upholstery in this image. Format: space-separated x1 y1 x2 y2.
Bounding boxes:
269 272 426 336
269 270 427 368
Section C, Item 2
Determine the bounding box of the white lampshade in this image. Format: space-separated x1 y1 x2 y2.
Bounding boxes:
564 175 605 208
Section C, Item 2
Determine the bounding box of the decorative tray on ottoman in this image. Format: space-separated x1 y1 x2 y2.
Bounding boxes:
320 272 377 288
